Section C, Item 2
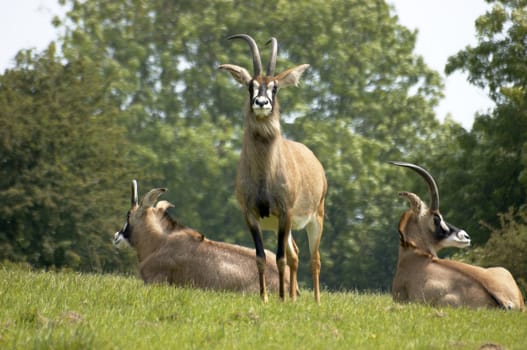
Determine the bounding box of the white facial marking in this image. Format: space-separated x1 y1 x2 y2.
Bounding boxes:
113 231 122 245
456 230 471 244
442 229 471 248
113 231 130 248
440 219 449 232
251 81 273 117
266 82 275 98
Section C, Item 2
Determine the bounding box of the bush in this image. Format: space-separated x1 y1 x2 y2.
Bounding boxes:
465 207 527 296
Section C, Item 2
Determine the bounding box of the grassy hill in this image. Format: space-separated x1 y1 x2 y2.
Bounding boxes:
0 264 525 349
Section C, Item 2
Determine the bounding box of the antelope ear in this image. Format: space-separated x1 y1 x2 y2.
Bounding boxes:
154 200 177 233
155 200 174 212
398 191 425 215
397 211 413 244
218 64 253 85
275 64 309 88
140 188 167 208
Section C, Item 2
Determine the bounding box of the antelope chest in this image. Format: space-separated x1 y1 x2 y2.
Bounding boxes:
237 172 291 217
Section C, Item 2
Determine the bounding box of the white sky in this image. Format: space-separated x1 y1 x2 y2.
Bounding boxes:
0 0 64 67
390 0 494 129
0 0 494 130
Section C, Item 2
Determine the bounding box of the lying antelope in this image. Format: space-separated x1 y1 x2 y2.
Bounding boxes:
113 180 288 293
390 161 524 310
219 34 327 302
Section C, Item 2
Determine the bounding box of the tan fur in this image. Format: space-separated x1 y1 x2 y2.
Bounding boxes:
116 186 287 293
219 35 327 302
394 195 525 310
236 103 327 302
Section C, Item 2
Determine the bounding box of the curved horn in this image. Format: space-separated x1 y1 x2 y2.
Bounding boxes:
389 161 439 211
266 37 277 76
141 188 167 208
131 179 139 207
228 34 262 76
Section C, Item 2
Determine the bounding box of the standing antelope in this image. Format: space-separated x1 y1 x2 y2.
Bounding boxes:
113 180 288 293
390 161 524 310
219 34 327 303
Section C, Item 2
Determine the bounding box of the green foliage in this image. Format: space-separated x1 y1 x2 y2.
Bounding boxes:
1 266 525 350
9 0 515 293
439 0 527 299
0 45 138 272
443 0 527 244
60 0 446 290
446 0 527 101
459 207 527 296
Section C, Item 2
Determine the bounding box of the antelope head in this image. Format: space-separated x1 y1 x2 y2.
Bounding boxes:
218 34 309 120
113 179 169 248
390 161 471 256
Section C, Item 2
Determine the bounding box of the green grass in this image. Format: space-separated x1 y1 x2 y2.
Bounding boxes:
0 264 525 350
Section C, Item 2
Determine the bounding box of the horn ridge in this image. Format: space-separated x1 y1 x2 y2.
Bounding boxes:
131 179 139 207
389 161 439 211
266 37 277 76
227 34 263 76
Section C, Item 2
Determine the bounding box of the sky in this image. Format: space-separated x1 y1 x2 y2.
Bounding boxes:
390 0 494 130
0 0 494 130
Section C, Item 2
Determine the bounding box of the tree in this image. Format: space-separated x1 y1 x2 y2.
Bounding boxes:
0 44 138 272
443 0 527 244
3 0 454 291
473 208 527 295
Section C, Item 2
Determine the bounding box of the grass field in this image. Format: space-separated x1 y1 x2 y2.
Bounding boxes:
0 264 525 350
